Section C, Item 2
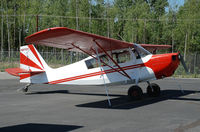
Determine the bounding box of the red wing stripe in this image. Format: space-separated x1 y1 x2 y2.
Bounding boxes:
28 45 44 68
20 52 43 70
48 63 145 84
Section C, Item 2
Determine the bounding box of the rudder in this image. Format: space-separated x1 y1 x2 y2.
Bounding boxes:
20 44 50 72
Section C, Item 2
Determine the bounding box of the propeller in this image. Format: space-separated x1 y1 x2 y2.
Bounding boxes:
178 53 189 73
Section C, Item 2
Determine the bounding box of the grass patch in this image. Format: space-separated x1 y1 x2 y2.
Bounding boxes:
0 62 19 72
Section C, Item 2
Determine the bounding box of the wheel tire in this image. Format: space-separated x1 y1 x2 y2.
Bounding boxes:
22 87 28 93
128 85 143 100
147 83 160 97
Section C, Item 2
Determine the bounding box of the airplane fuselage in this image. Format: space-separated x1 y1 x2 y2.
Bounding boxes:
20 52 180 86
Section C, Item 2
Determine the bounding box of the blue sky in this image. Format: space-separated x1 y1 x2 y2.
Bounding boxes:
166 0 185 12
168 0 185 9
96 0 185 11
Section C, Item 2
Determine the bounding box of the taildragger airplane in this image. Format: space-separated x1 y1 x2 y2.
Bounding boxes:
5 27 188 106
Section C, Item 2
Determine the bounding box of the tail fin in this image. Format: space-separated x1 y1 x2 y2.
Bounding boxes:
5 44 49 83
20 44 50 72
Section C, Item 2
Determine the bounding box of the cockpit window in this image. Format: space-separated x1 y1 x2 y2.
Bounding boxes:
113 50 131 63
85 45 150 69
85 58 98 69
100 55 109 66
85 55 109 69
133 44 151 57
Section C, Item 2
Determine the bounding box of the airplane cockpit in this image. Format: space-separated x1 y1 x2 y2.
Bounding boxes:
85 44 151 69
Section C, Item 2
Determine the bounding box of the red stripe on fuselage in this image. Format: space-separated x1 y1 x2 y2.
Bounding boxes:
48 63 145 84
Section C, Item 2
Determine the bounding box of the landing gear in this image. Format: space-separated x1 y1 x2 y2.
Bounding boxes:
22 87 28 92
18 84 31 93
128 85 143 100
147 83 160 97
127 82 161 100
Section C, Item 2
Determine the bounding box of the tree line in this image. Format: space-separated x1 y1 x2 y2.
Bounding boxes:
0 0 200 59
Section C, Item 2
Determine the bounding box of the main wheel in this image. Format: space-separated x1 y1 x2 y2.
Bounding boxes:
147 83 160 97
128 85 143 100
22 87 28 93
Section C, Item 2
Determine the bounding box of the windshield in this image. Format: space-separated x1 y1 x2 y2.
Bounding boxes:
133 44 151 58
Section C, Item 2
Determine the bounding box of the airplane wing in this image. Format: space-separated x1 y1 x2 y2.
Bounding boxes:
25 27 171 54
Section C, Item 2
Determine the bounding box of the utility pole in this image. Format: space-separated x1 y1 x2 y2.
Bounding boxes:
24 0 27 33
76 0 79 30
106 0 110 38
36 15 38 32
172 32 174 53
143 19 146 43
13 0 16 51
6 1 10 58
1 0 4 59
89 0 91 32
184 33 187 60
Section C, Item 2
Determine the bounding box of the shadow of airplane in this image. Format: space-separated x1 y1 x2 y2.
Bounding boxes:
26 89 200 110
76 90 200 109
0 123 83 132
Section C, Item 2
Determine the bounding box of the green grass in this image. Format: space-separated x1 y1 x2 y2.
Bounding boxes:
0 62 19 72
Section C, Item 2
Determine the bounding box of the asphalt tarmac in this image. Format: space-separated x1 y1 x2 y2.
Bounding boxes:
0 72 200 132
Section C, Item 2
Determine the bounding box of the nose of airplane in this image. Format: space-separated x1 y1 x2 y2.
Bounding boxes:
166 53 180 76
146 53 180 79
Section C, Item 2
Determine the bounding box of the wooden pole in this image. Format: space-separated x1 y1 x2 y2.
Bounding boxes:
36 15 38 32
6 1 10 58
106 0 110 38
143 19 146 43
13 0 16 51
172 32 174 53
76 0 78 29
184 33 187 61
1 0 4 59
89 0 91 32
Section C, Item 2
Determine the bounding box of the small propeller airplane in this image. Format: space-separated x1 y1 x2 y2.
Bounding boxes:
5 27 188 106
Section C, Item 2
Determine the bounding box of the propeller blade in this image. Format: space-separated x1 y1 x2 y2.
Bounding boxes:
178 54 189 73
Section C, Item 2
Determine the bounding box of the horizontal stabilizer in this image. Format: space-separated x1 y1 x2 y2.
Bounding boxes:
5 68 44 77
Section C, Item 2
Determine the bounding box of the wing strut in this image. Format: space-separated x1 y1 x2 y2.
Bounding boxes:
71 44 129 78
94 44 112 107
93 40 131 80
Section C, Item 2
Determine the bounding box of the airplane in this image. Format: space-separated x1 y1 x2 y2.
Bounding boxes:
5 27 188 106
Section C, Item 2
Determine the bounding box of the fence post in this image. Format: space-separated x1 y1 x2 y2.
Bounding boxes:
70 51 72 64
194 52 197 74
61 49 64 64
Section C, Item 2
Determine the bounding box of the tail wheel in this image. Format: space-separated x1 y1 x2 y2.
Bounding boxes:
22 87 28 93
147 83 160 97
128 85 143 100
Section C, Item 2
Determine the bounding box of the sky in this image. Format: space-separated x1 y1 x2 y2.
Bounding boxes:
95 0 185 12
168 0 185 10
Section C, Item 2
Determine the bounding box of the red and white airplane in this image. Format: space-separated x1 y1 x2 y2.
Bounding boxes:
5 27 187 106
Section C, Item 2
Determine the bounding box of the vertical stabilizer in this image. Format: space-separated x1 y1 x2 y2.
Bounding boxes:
20 44 50 72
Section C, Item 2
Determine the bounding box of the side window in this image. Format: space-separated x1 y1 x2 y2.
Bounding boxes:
85 58 98 69
85 55 109 69
112 50 131 64
100 55 109 66
132 49 141 59
118 51 131 63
